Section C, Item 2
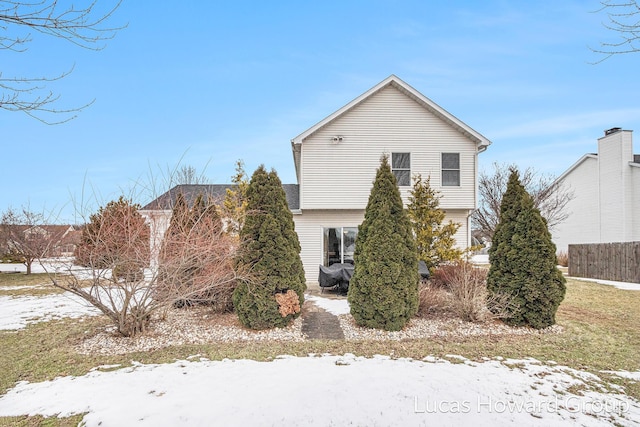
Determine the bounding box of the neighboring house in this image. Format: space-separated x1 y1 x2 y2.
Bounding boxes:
1 225 81 258
552 128 640 253
143 75 491 284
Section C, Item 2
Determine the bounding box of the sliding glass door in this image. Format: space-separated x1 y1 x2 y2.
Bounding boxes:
323 227 358 266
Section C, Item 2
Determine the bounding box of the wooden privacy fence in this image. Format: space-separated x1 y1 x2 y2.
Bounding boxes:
568 242 640 283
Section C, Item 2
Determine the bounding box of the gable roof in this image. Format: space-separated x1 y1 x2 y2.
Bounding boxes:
291 74 492 148
290 75 491 182
142 184 300 211
556 153 598 183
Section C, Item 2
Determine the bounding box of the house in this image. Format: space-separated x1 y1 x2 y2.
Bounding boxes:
552 128 640 253
143 75 491 284
1 225 81 258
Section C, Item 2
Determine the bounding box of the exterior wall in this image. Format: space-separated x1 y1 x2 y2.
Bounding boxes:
294 210 364 283
598 130 633 242
445 210 471 254
294 208 471 284
299 85 478 211
552 157 599 253
552 129 639 253
632 164 640 241
139 210 171 270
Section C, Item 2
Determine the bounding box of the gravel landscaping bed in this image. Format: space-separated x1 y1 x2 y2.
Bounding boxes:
338 314 563 341
77 297 562 355
77 307 306 355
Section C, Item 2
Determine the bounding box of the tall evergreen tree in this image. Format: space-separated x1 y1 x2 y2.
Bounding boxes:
407 174 462 274
347 155 418 331
487 169 566 329
233 166 306 329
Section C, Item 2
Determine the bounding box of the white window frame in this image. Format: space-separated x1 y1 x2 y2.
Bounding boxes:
391 152 411 187
441 152 460 187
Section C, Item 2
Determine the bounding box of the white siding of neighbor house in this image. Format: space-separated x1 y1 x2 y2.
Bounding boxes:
598 130 634 243
294 208 471 284
552 156 600 253
632 164 640 241
298 85 479 212
552 129 639 253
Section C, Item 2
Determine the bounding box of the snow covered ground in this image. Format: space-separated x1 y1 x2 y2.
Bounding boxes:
0 355 638 426
0 293 100 330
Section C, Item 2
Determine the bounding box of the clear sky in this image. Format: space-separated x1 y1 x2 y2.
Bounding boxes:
2 1 639 223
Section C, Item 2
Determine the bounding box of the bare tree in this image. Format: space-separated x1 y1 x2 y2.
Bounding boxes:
591 0 640 62
1 0 124 123
0 206 57 274
43 195 248 337
173 165 210 185
472 163 574 241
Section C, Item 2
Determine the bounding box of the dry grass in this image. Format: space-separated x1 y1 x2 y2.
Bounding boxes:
0 273 65 297
0 276 639 425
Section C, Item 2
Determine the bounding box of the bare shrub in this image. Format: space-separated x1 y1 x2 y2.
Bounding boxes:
417 282 450 317
440 261 491 322
43 196 247 337
556 251 569 267
429 263 458 289
437 261 519 323
156 198 239 313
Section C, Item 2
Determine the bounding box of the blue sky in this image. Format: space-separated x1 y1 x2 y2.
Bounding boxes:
2 1 639 223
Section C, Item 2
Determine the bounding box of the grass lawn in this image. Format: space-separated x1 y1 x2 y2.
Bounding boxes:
0 274 638 425
0 272 65 296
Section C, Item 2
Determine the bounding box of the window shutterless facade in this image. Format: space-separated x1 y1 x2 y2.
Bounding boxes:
441 153 460 186
392 152 411 186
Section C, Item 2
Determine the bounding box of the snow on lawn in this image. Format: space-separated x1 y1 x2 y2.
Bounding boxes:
0 355 638 426
306 294 350 315
603 370 640 381
0 293 100 330
569 277 640 291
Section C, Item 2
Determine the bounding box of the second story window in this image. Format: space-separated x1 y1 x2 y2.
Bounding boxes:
442 153 460 186
392 152 411 186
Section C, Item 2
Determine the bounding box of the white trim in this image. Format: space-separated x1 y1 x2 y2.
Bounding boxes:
556 153 598 183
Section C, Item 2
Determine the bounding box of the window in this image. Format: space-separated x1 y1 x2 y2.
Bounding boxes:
392 152 411 186
441 153 460 186
323 227 358 266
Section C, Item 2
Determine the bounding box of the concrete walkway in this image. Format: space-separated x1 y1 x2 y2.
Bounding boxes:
301 300 345 340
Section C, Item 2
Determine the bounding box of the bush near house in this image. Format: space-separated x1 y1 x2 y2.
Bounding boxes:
74 196 150 276
487 169 566 329
157 192 235 311
347 155 419 331
407 174 462 275
233 166 306 329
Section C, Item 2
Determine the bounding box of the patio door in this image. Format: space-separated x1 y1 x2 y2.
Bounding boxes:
323 227 357 266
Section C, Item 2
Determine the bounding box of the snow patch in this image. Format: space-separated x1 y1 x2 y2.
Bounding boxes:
569 277 640 291
0 293 100 330
306 294 350 315
0 356 638 426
